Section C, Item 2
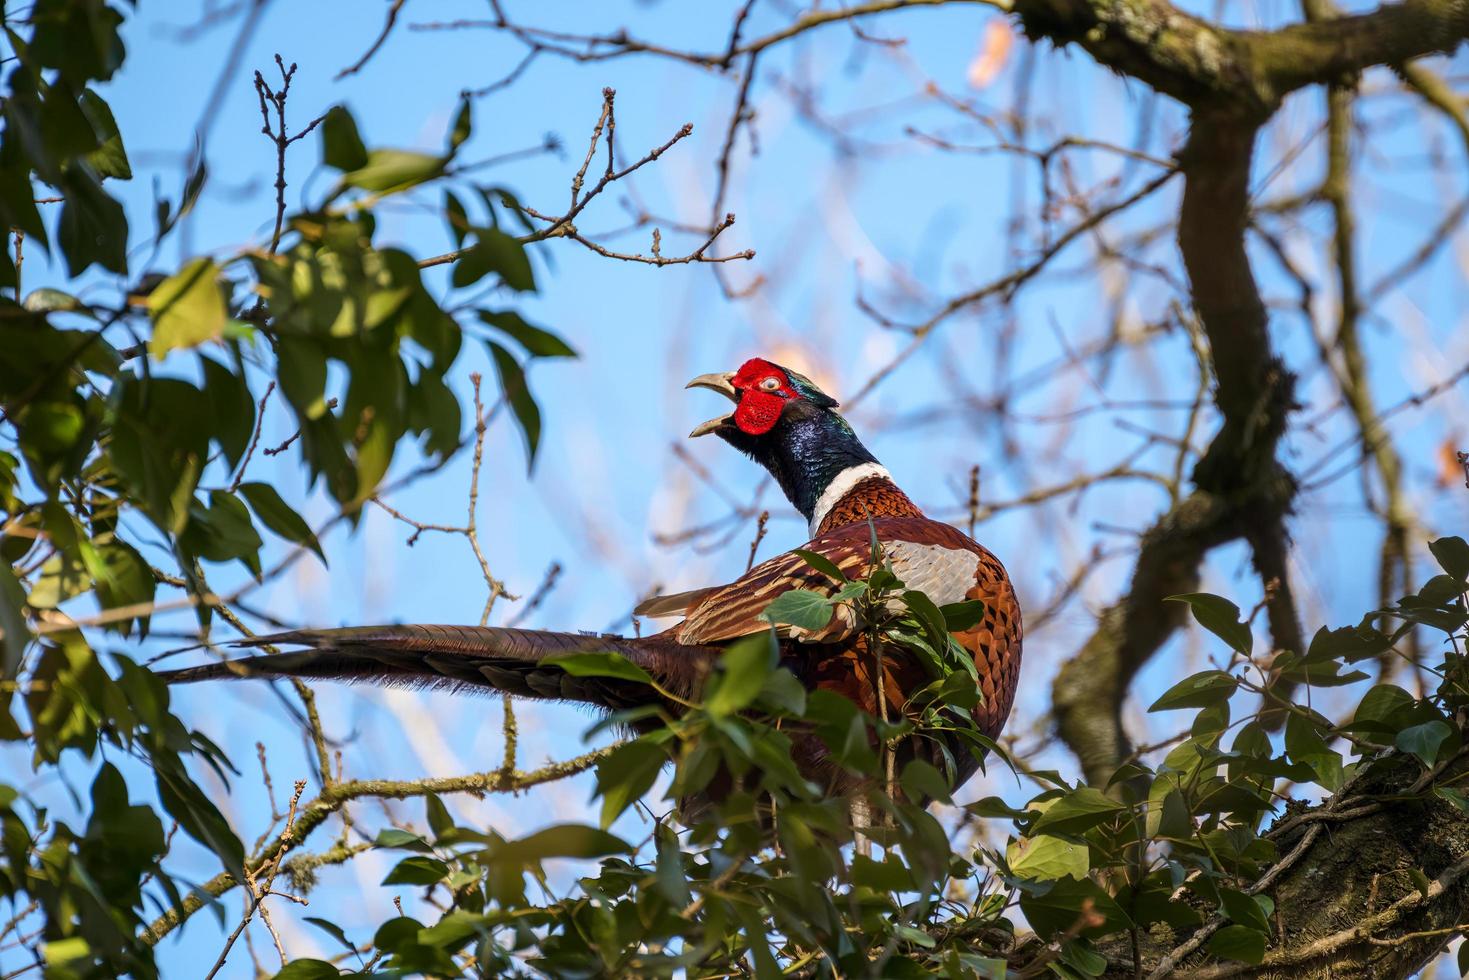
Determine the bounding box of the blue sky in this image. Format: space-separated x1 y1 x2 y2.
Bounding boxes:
5 0 1468 973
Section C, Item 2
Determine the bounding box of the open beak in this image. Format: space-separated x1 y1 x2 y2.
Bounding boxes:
686 372 737 437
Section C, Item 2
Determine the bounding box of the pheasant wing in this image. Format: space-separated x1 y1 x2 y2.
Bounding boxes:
673 517 994 645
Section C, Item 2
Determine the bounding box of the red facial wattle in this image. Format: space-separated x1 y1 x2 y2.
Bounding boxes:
734 389 784 434
729 358 797 435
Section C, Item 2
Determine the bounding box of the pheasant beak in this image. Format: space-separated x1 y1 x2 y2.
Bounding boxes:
686 372 738 438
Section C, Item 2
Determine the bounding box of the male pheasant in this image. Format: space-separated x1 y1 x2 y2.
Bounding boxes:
163 358 1023 803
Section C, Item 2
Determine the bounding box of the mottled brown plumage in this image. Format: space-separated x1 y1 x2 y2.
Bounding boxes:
813 476 924 535
162 357 1023 809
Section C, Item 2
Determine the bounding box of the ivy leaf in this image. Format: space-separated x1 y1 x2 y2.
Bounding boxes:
1395 719 1454 767
148 257 226 357
760 589 835 632
1166 593 1252 655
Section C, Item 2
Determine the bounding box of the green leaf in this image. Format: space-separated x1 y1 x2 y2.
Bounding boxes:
1302 624 1390 665
0 563 29 679
1220 889 1271 932
148 257 226 356
343 149 444 194
1007 834 1089 881
900 759 953 806
1350 684 1416 734
512 824 630 862
1166 593 1252 655
545 651 653 685
320 105 368 171
42 937 90 966
238 482 325 562
199 355 255 471
477 310 575 359
79 89 130 179
487 340 541 470
22 288 87 313
375 828 433 852
1149 671 1238 712
789 548 849 583
382 855 449 885
424 793 453 840
1019 878 1133 940
756 666 807 715
59 168 128 275
707 633 775 716
453 228 535 291
594 738 666 827
448 97 472 151
1429 536 1469 582
444 191 469 248
1207 924 1266 964
1058 940 1108 977
154 756 246 874
1396 720 1453 767
1436 786 1469 813
901 588 952 655
1030 787 1125 836
940 599 987 632
760 589 835 632
967 796 1032 820
851 853 915 892
272 959 343 979
302 917 357 954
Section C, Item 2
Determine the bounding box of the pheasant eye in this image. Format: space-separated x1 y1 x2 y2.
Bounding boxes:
758 377 781 392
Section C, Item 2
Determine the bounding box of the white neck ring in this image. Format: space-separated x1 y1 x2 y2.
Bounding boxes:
807 463 891 537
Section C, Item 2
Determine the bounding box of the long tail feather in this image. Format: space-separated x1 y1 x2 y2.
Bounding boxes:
157 625 716 709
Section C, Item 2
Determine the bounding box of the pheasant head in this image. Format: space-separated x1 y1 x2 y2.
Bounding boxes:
688 358 906 536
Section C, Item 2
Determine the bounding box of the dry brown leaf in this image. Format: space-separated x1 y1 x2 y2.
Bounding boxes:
967 20 1013 90
1436 437 1467 488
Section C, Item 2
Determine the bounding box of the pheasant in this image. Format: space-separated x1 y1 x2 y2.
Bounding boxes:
162 358 1023 804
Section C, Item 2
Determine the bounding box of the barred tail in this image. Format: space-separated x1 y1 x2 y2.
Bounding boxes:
157 625 715 708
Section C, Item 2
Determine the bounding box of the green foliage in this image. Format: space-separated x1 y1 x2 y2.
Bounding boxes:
0 5 577 975
4 4 1469 977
